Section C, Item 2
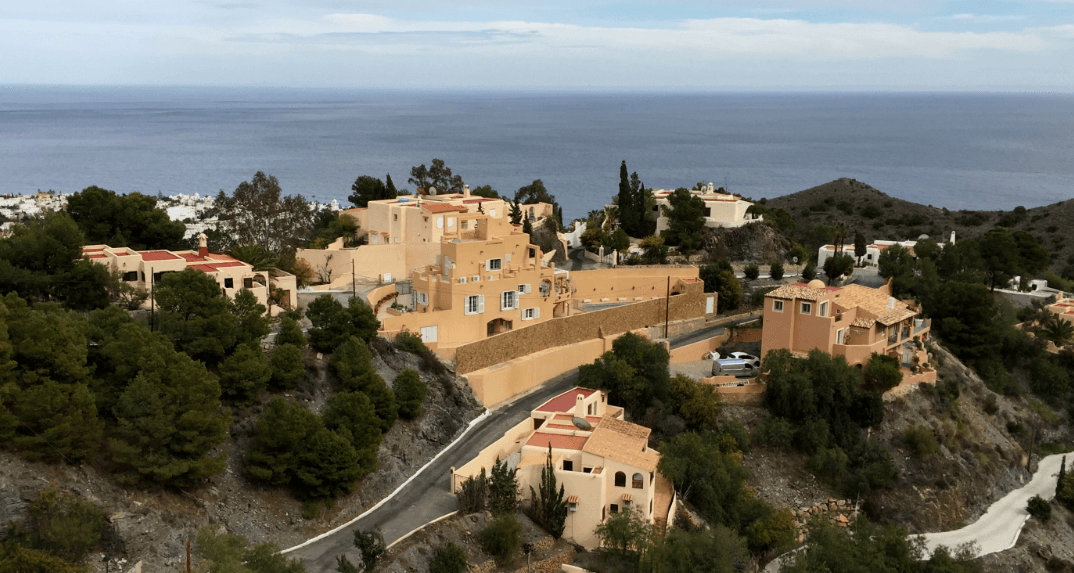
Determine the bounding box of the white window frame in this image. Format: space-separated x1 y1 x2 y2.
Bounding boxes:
490 209 497 218
836 328 844 345
518 284 531 294
772 300 784 313
436 216 444 228
416 291 429 306
522 307 539 320
464 295 484 315
501 290 518 311
801 302 812 315
448 217 455 228
487 258 502 271
819 301 829 317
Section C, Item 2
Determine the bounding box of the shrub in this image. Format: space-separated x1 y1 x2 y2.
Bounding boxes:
861 205 882 219
480 513 522 561
1006 420 1025 435
903 425 940 458
458 470 488 514
743 264 760 280
862 353 902 393
801 263 817 281
754 416 795 449
769 261 784 281
429 542 468 573
394 330 428 354
982 394 999 415
23 488 108 562
1027 496 1051 521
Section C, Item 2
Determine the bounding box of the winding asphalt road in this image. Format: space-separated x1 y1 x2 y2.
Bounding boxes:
765 452 1073 571
283 372 579 572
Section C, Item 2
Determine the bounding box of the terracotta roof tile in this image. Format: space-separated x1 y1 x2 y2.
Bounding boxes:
422 203 467 213
582 417 659 472
526 432 588 451
536 388 596 413
765 284 831 301
140 250 181 261
851 317 876 328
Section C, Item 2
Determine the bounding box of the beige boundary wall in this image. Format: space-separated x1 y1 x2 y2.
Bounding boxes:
464 330 643 407
668 332 731 364
455 279 707 375
450 418 535 492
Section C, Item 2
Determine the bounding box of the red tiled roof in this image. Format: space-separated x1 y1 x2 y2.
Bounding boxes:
86 253 106 259
422 203 466 213
82 247 105 252
526 432 588 451
536 388 597 413
180 253 204 262
140 250 181 261
207 261 247 268
462 198 493 204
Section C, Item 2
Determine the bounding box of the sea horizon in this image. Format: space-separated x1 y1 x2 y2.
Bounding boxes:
2 85 1072 219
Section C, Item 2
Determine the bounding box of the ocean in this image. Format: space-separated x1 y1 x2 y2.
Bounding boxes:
1 86 1072 220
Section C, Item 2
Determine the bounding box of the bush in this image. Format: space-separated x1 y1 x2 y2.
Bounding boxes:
429 542 468 573
769 261 784 280
457 470 488 514
743 264 760 280
903 425 940 458
801 263 817 281
1027 495 1051 522
394 330 428 354
862 353 902 393
754 416 795 449
393 369 428 420
23 488 108 562
1006 420 1025 435
480 513 522 561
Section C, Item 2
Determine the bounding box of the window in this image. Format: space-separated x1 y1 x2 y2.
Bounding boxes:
487 258 502 271
123 271 138 282
836 329 844 345
583 467 592 474
632 473 644 489
461 221 468 230
490 209 497 218
464 295 484 315
610 504 619 514
224 278 234 289
563 460 573 471
436 216 444 228
448 217 455 227
801 302 812 315
522 308 539 320
501 290 518 310
416 291 429 306
518 284 531 294
819 301 829 317
393 214 398 221
505 253 512 262
569 502 578 512
243 277 253 289
772 300 784 312
614 471 626 487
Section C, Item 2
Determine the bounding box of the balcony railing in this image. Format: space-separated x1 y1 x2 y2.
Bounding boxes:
888 332 897 345
914 318 930 333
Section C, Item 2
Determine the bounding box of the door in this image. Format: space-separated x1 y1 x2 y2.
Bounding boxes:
419 325 438 343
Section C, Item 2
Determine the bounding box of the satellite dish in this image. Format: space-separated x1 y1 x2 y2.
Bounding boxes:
428 186 437 196
793 256 799 264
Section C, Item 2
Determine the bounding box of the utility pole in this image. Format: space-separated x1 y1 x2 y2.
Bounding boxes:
186 538 191 573
352 260 357 299
664 276 671 339
150 274 155 332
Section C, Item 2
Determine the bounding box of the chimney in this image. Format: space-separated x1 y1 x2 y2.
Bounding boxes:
197 233 208 257
887 297 895 309
464 185 471 198
575 394 585 418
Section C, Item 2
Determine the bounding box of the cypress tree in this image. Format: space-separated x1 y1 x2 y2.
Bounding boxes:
1060 455 1067 488
529 446 567 538
617 161 636 236
385 173 398 197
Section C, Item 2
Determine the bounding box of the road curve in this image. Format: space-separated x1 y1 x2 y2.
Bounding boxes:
765 452 1073 571
284 372 579 573
922 452 1071 556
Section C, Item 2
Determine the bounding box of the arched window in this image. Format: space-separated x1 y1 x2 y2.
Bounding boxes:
632 473 644 489
614 471 626 487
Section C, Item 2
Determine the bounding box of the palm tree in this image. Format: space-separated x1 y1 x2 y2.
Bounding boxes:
1040 315 1074 347
832 221 849 255
228 243 278 275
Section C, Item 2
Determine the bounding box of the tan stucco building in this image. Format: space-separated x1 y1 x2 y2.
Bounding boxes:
82 234 298 312
760 279 931 368
451 388 675 550
652 184 761 234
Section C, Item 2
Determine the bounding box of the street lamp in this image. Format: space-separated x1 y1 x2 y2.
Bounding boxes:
793 256 799 280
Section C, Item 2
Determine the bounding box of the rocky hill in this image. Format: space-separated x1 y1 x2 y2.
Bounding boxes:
765 178 1074 275
0 342 482 572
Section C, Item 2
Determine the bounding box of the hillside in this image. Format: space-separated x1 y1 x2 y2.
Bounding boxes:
764 178 1074 275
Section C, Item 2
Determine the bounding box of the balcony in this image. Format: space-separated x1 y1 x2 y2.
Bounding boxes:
914 318 930 334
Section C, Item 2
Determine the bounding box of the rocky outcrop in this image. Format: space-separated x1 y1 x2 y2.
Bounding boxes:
698 223 793 264
529 220 568 264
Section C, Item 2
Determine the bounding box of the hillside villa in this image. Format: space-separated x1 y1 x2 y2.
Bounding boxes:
817 232 956 268
451 387 675 550
761 279 934 382
82 233 298 312
652 183 761 234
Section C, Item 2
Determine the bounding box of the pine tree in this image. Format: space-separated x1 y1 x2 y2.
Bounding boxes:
329 337 397 431
218 342 271 405
510 201 522 225
323 391 382 477
277 316 307 347
109 358 230 486
270 343 306 389
393 369 427 420
522 217 533 236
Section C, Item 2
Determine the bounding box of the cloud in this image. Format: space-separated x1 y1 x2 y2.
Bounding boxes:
947 13 1026 23
275 14 1051 57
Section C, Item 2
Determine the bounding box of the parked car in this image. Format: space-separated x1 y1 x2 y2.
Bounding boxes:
711 358 757 376
727 352 761 368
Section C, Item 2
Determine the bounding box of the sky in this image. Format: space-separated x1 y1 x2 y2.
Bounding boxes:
2 0 1072 90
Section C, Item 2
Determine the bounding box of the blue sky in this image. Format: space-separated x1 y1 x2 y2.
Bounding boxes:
2 0 1071 90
